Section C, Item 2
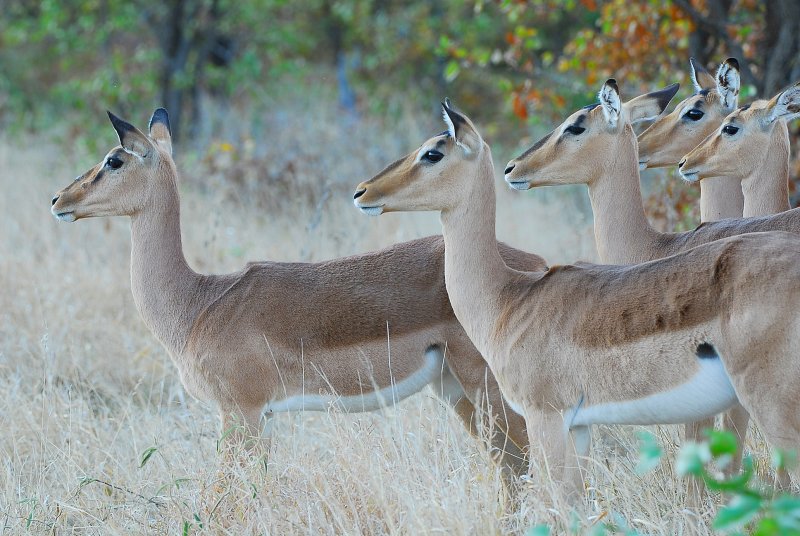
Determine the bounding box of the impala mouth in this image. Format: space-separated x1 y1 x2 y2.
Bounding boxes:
506 179 530 191
638 160 649 171
355 202 385 216
51 209 76 222
679 170 699 183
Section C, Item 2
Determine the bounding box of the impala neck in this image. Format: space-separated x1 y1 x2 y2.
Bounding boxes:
129 161 204 355
587 127 661 264
741 122 791 217
700 176 744 221
440 146 510 352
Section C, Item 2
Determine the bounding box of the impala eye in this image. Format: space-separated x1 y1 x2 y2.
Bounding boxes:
684 109 705 121
565 125 586 135
106 156 123 169
721 124 740 136
422 150 444 163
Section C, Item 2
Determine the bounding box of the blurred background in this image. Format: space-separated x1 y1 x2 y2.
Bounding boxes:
2 0 800 230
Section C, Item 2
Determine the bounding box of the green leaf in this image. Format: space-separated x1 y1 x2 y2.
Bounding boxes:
714 494 763 531
676 442 711 477
752 517 781 536
526 525 550 536
139 446 158 468
635 430 663 475
707 429 739 457
444 60 460 82
770 494 800 533
771 448 798 472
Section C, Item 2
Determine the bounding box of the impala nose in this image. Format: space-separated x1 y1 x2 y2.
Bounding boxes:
51 195 59 206
504 163 515 175
678 158 686 169
353 188 366 200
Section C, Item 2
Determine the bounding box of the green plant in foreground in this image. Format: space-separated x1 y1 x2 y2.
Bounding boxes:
529 430 800 536
670 429 800 535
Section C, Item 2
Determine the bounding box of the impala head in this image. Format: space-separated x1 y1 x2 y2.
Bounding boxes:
51 109 174 222
504 79 679 189
679 81 800 183
637 58 740 170
353 99 486 214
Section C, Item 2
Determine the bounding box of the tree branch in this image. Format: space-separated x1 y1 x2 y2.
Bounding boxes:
672 0 760 92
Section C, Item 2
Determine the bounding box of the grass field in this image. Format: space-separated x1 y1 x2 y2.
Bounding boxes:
0 96 783 534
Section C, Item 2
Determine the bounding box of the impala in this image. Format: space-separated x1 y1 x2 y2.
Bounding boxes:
638 57 743 221
680 81 800 217
50 109 552 476
505 78 800 495
354 99 800 501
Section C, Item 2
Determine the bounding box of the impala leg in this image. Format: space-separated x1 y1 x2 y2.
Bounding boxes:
526 408 584 504
734 399 799 490
439 353 528 479
217 405 268 468
684 418 712 508
722 403 750 477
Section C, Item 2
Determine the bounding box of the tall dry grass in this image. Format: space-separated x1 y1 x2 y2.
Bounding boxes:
0 93 775 534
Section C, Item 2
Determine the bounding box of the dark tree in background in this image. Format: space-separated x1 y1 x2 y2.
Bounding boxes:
676 0 800 97
2 0 799 152
144 0 230 142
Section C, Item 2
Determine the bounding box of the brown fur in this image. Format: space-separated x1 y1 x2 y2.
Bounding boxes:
51 109 549 476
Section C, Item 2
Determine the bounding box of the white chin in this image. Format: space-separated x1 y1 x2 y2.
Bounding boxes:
507 181 529 191
53 211 76 222
358 205 384 216
680 171 699 183
638 162 648 171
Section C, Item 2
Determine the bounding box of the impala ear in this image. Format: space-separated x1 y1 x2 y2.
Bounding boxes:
599 79 622 127
624 83 680 124
690 57 716 92
107 111 153 158
441 98 482 155
765 81 800 124
716 58 740 110
148 108 173 155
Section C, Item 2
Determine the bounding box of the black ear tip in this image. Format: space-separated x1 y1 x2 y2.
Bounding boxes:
149 107 171 133
725 57 740 70
606 78 619 92
107 110 132 132
443 97 453 109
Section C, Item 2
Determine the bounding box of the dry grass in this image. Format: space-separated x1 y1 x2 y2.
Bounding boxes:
0 95 779 535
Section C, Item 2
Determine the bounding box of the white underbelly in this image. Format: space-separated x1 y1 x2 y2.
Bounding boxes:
568 357 738 428
264 346 444 414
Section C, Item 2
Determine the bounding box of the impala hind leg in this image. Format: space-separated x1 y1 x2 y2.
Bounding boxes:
735 401 799 490
685 418 713 507
722 404 750 477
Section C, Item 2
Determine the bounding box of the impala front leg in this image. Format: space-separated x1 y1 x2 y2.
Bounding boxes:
526 408 586 503
218 405 268 465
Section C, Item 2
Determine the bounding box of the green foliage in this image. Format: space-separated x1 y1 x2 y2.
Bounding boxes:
531 430 800 535
139 446 158 468
669 430 799 535
635 429 663 475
